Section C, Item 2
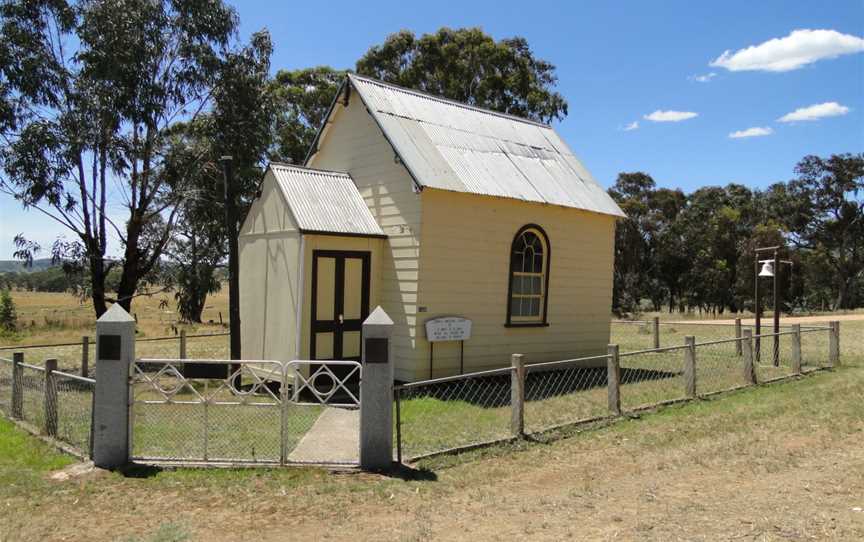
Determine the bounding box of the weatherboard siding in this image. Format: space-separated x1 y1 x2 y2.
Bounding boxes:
239 173 302 364
308 97 424 381
415 188 616 379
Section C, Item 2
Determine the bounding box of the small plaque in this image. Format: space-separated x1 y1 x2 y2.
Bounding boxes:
364 338 389 364
98 334 122 361
425 317 472 342
183 363 229 379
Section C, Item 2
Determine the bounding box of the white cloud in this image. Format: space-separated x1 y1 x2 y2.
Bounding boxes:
729 126 774 139
623 121 639 131
778 102 850 122
689 72 716 83
643 110 699 122
710 29 864 72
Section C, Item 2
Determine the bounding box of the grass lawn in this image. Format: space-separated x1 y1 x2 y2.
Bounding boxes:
1 350 862 540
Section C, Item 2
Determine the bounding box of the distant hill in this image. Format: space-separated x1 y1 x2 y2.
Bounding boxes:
0 258 58 273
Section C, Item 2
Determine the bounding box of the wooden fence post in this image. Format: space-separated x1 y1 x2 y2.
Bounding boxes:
652 317 660 349
742 329 756 385
81 336 90 378
684 336 696 399
11 352 23 420
734 318 742 357
44 358 58 437
510 353 525 437
607 345 621 416
179 330 187 359
791 324 802 375
829 321 840 367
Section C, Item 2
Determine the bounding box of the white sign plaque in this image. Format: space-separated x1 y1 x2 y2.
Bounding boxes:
425 317 472 342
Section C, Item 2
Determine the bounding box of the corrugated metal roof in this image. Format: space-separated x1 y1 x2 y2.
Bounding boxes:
270 163 385 237
347 74 626 218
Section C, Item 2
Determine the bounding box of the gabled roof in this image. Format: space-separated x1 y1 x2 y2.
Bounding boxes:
335 73 625 218
270 163 385 238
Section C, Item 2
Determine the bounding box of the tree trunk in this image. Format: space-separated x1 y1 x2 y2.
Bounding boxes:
116 217 143 313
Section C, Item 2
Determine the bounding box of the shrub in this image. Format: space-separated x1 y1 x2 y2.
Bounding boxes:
0 290 17 332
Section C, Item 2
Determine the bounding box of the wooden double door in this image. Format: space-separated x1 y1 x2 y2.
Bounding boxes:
310 250 371 362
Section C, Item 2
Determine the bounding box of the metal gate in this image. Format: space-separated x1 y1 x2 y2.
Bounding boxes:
130 359 361 466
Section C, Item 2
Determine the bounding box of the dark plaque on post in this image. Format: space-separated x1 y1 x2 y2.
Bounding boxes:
98 334 122 361
364 337 389 364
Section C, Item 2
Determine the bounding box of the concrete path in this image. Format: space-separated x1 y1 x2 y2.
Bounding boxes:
288 407 359 464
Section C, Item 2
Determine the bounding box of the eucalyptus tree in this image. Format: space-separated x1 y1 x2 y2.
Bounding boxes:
767 153 864 309
165 31 275 323
0 0 238 316
270 66 345 164
356 27 568 123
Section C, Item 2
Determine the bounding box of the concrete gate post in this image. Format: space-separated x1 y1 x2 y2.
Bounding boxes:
360 306 394 471
92 304 136 469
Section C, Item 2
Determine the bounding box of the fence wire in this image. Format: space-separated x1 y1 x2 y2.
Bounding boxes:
20 364 46 430
525 358 609 433
395 369 513 460
755 331 797 382
0 358 12 416
619 347 686 411
696 338 749 395
52 372 94 456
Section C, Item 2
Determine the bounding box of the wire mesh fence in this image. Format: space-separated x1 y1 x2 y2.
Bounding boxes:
524 358 610 433
755 331 798 382
130 359 351 464
619 347 687 411
395 368 513 460
696 338 750 396
52 371 95 455
20 363 46 430
0 357 12 416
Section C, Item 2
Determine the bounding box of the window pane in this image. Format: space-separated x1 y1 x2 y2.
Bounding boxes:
533 253 543 273
529 297 540 316
512 276 522 294
531 276 541 294
511 296 522 316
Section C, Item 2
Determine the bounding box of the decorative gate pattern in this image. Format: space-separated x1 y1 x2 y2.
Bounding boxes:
130 359 361 465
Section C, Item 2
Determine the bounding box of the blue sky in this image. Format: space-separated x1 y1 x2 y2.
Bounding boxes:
1 0 862 258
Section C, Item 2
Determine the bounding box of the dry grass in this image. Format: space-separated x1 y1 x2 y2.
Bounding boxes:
1 289 229 345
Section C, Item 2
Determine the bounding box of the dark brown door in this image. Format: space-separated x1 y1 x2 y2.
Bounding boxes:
310 250 371 362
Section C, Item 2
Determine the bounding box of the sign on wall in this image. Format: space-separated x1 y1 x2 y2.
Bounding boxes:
425 317 472 342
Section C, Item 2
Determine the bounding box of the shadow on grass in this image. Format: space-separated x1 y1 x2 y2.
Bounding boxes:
385 462 438 482
401 367 680 407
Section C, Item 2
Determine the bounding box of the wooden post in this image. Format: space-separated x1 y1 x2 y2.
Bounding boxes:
684 336 696 399
829 321 840 367
652 317 660 349
44 358 58 437
11 352 23 420
742 329 756 385
510 354 525 437
179 329 187 359
607 345 621 416
791 324 802 375
81 336 89 378
734 318 742 356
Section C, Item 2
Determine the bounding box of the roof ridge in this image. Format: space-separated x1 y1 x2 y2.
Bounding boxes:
269 162 351 178
348 73 553 129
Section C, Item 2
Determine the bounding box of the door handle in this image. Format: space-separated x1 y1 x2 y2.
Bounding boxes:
338 314 344 324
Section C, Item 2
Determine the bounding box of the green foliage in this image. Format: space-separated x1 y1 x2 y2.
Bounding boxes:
356 27 568 123
610 153 864 315
270 66 345 164
0 0 240 318
0 289 17 331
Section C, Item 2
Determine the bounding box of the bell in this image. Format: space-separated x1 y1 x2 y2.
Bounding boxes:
758 261 774 277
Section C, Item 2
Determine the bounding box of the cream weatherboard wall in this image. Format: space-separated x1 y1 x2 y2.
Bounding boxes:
239 171 303 363
414 188 617 380
307 96 424 381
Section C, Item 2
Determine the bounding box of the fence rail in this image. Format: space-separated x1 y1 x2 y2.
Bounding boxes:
394 322 841 463
0 353 94 458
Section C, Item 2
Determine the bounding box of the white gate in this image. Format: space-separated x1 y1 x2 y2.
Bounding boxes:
129 359 361 465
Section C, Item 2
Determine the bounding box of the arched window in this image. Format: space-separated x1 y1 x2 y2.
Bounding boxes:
506 225 550 326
